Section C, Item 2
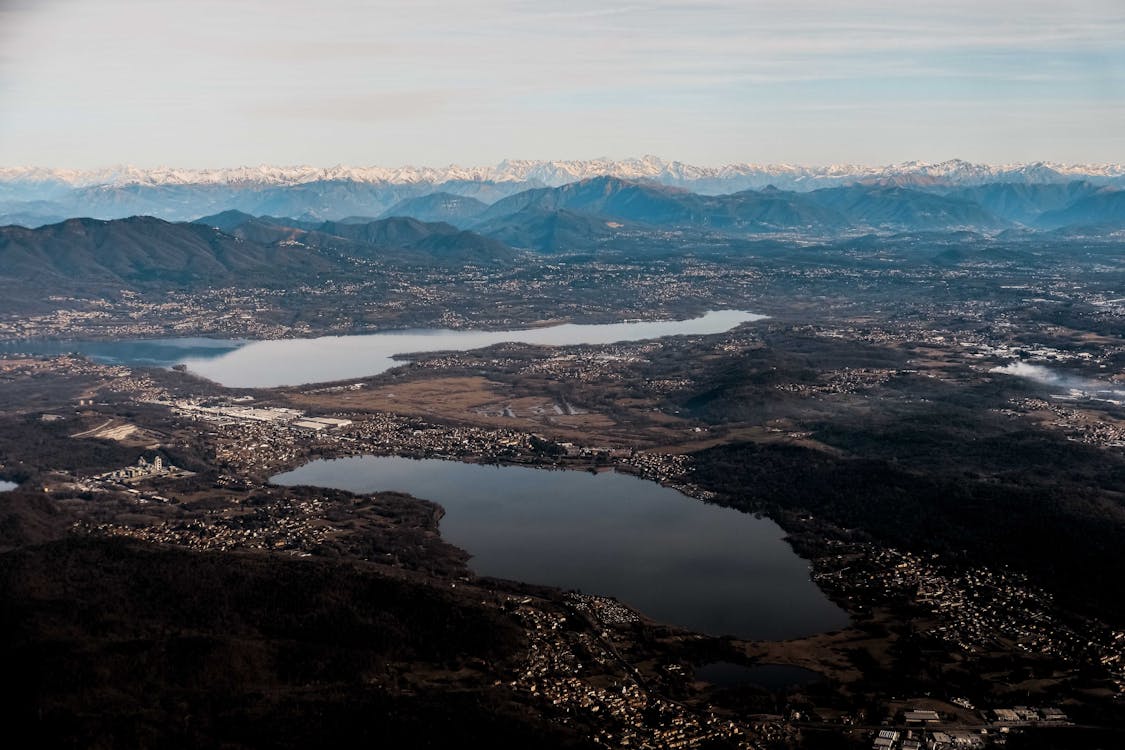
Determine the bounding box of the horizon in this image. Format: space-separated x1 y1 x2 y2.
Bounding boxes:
6 154 1125 174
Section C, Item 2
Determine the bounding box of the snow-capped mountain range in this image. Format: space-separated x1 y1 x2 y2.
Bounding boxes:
4 156 1125 192
3 157 1125 229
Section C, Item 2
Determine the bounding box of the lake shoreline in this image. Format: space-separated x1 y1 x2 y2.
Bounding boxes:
271 454 849 641
1 310 767 388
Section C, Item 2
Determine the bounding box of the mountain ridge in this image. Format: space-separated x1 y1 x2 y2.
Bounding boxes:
5 174 1125 237
0 213 518 290
5 157 1125 193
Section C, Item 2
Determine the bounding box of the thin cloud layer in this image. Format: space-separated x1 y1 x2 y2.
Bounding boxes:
0 0 1122 166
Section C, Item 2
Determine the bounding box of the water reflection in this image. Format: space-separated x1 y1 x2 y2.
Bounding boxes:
272 455 847 640
0 310 764 388
185 309 765 387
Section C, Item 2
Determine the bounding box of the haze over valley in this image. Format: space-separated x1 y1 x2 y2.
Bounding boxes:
5 157 1125 230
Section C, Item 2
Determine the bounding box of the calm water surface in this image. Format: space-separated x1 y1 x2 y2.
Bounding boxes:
694 662 823 690
0 310 763 388
183 309 765 387
272 455 848 640
0 337 243 367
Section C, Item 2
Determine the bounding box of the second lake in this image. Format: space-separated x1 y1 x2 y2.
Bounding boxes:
272 455 848 641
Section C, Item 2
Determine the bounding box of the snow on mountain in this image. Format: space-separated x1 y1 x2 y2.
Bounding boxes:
4 157 1125 193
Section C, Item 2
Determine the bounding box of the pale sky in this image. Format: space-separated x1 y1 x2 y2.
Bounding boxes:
1 0 1124 168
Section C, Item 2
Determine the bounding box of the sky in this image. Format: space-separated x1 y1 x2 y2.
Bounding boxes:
1 0 1124 168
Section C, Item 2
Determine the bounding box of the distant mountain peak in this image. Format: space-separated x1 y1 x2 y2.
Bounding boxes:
5 158 1125 193
4 158 1124 231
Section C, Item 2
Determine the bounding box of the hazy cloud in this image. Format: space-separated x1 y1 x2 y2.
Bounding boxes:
1 0 1123 166
989 362 1125 397
247 91 454 122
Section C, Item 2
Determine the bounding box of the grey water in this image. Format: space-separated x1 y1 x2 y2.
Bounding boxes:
0 310 764 388
272 455 848 641
694 661 823 690
182 309 765 387
0 336 244 367
0 480 19 492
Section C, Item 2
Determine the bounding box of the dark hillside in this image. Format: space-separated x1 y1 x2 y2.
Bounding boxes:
0 537 593 749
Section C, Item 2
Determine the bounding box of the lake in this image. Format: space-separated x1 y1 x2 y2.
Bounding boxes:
0 310 764 388
272 455 848 641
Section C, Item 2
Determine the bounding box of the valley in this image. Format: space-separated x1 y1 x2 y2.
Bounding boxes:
2 226 1124 748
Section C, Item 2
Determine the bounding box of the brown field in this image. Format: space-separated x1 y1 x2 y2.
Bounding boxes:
288 376 637 443
737 628 876 687
286 374 853 453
